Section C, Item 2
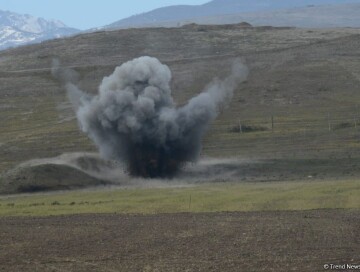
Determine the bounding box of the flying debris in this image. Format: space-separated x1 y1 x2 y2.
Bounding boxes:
53 57 248 178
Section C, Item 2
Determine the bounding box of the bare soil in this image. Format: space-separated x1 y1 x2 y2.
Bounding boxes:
0 210 359 272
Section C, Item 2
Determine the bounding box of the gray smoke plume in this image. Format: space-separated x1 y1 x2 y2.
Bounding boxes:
53 56 248 178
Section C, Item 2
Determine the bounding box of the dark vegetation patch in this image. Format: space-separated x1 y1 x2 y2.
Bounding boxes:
229 124 269 133
18 185 51 193
333 122 353 130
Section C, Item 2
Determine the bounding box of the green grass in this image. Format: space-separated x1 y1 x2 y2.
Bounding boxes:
0 179 359 217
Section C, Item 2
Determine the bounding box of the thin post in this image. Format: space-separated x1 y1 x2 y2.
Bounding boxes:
355 117 357 130
327 113 331 132
239 119 243 134
271 115 274 132
189 195 192 210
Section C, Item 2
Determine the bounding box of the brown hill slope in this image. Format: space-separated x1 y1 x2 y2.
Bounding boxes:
0 24 360 175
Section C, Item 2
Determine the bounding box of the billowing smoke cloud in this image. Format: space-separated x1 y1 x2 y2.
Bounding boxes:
53 57 248 178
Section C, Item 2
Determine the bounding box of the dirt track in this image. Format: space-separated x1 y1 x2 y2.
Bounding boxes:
0 210 359 272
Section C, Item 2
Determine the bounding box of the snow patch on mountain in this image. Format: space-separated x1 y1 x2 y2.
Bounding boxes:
0 10 79 50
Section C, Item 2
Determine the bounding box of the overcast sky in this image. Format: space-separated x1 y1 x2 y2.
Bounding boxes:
0 0 209 30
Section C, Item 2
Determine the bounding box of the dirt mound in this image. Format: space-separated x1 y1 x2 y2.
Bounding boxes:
0 163 111 194
181 22 252 31
237 21 253 27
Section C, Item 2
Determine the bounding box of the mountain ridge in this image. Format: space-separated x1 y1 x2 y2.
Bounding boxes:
0 9 79 50
105 0 360 29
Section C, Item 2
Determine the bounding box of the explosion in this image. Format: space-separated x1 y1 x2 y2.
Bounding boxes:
53 57 248 178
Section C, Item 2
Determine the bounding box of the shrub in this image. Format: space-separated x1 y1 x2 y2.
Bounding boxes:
229 125 268 133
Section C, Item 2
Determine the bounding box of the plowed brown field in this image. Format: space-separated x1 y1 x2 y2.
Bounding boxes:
1 210 359 272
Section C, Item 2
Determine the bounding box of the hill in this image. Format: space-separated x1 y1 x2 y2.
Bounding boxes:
187 3 360 28
0 24 360 191
105 0 360 29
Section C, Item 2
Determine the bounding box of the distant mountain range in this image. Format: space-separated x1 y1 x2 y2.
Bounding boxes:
2 0 360 51
0 10 79 50
105 0 360 29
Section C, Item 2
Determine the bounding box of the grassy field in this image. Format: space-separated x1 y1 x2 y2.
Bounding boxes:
0 179 359 217
1 27 360 176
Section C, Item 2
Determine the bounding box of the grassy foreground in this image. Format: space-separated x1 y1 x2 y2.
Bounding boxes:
0 179 359 217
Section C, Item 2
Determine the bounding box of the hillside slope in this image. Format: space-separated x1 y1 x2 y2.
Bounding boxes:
0 25 360 177
188 3 360 28
106 0 360 29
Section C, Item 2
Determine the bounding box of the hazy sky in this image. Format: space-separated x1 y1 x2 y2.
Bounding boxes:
0 0 209 30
